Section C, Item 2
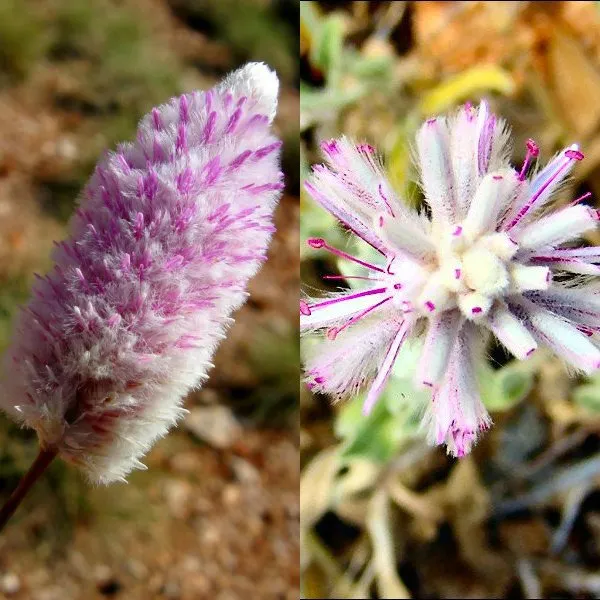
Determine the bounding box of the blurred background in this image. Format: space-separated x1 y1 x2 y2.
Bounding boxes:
300 2 600 599
0 1 299 599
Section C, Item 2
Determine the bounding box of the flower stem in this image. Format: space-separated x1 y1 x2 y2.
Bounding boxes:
0 446 58 531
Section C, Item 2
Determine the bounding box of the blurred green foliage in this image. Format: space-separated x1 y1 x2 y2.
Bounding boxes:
245 323 300 424
51 0 180 116
0 0 49 82
0 275 33 354
300 2 393 131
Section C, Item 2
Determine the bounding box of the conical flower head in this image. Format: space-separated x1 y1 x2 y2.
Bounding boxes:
302 101 600 457
1 63 283 483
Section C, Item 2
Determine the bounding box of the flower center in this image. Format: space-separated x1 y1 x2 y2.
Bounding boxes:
388 227 550 321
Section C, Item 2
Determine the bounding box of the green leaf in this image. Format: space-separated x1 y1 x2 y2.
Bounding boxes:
346 50 393 81
341 402 399 463
479 361 535 411
572 383 600 413
335 393 367 440
300 84 365 130
335 377 422 464
336 394 400 463
311 15 345 84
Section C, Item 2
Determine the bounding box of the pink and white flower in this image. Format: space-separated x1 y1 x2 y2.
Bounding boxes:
302 101 600 457
1 63 283 483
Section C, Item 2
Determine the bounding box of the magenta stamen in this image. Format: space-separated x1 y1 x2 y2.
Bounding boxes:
322 275 382 282
308 287 388 312
565 149 584 161
326 296 392 339
493 175 503 180
526 348 536 356
454 269 461 279
423 381 434 388
506 151 578 230
452 225 462 236
305 238 385 273
425 301 436 312
518 139 539 181
569 191 592 207
471 307 482 314
393 283 402 290
526 139 540 157
320 139 339 156
386 256 397 275
299 301 311 316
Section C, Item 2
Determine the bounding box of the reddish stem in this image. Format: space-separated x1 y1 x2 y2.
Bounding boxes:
0 446 58 531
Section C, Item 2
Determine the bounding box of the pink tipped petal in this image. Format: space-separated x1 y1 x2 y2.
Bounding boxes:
476 100 494 175
528 250 600 276
509 264 551 293
487 302 537 359
305 317 405 402
514 204 598 250
463 169 521 238
304 180 388 255
518 300 600 374
416 117 456 225
450 105 479 218
475 101 511 176
375 212 435 259
362 319 412 415
307 136 423 255
424 324 491 456
300 288 390 330
415 310 463 389
524 287 600 330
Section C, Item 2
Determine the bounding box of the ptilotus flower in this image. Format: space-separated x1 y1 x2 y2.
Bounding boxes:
1 63 283 484
301 101 600 457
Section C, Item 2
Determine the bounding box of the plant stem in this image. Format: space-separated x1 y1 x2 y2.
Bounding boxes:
0 446 58 532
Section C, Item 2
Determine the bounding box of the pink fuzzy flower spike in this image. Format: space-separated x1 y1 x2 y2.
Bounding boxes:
302 101 600 458
1 63 283 483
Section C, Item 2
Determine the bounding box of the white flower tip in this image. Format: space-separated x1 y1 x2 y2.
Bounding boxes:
458 292 492 320
222 62 279 123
